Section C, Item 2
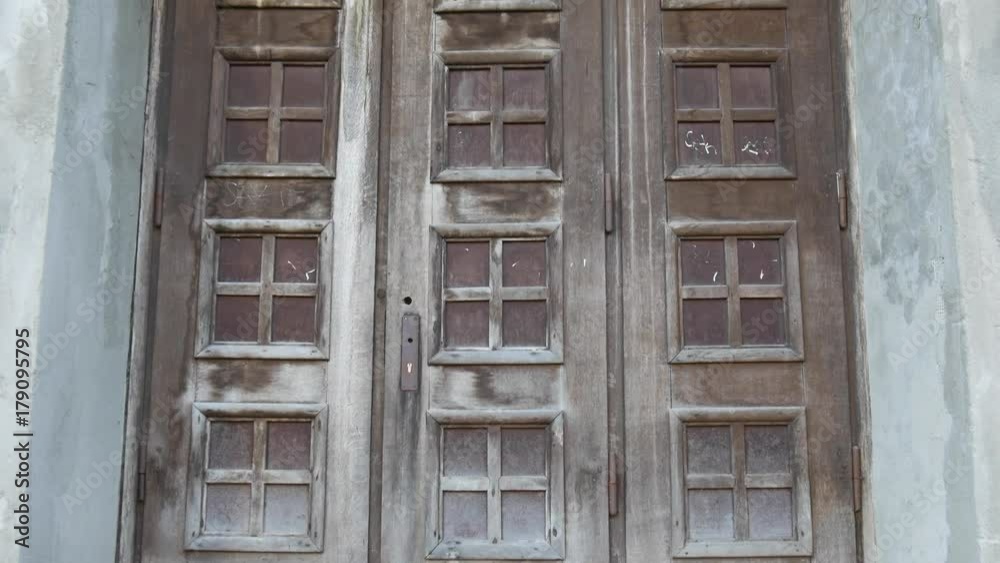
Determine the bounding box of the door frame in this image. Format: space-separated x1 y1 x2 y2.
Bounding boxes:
115 1 867 562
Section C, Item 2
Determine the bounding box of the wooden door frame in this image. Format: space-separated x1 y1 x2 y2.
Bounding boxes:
115 2 867 562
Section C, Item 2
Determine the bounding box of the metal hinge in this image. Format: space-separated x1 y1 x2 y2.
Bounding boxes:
851 445 862 512
153 167 165 228
137 444 148 503
608 453 619 516
836 170 848 230
604 172 615 234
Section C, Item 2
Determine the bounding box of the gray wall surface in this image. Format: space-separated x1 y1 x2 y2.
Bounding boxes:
0 0 152 562
845 0 1000 561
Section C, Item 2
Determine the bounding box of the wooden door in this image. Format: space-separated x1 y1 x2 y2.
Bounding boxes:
137 1 380 562
377 0 610 561
619 0 858 561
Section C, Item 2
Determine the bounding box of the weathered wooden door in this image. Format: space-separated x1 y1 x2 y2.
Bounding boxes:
137 1 380 562
377 0 610 561
618 0 858 561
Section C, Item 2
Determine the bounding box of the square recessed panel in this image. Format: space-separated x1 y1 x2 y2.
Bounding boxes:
280 120 324 164
446 241 490 288
448 124 492 168
688 489 735 541
678 122 722 166
738 238 782 285
748 489 794 540
282 65 325 108
267 421 312 470
445 301 489 348
208 421 254 469
263 485 311 535
501 428 547 476
675 65 719 109
443 428 488 477
218 236 263 282
503 123 547 167
502 241 546 287
686 426 732 475
730 65 774 109
448 69 491 111
741 298 786 346
214 295 260 342
443 492 488 541
271 296 317 343
274 237 319 283
682 299 728 346
735 122 779 166
228 64 271 108
502 492 547 542
680 239 726 286
225 120 269 163
503 68 546 110
502 300 548 348
745 425 791 475
204 484 252 534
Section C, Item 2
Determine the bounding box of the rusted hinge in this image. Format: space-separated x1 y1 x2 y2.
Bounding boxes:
836 170 848 230
604 172 615 234
608 452 619 516
851 445 862 512
153 167 165 228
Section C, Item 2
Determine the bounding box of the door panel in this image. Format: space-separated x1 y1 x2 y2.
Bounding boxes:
138 0 380 561
620 0 857 561
378 0 610 561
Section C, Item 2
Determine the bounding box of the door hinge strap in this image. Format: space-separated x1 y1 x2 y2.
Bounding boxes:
153 167 165 229
851 445 862 512
604 172 615 234
836 170 848 230
608 453 619 516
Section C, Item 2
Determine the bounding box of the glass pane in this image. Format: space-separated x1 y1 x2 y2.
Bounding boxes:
444 301 489 348
688 489 734 540
267 421 312 470
271 296 316 343
264 485 310 535
443 492 488 540
741 298 786 346
280 120 324 164
686 425 732 474
680 239 725 286
443 428 488 477
283 65 325 108
214 295 260 342
446 241 490 288
228 64 271 107
730 65 773 109
735 121 779 166
678 122 722 166
503 123 546 167
675 66 719 109
208 421 254 469
448 69 491 111
501 428 546 476
502 492 546 542
682 299 728 346
745 424 791 475
225 119 268 163
218 236 263 282
748 489 794 540
448 124 491 168
504 68 546 110
502 301 547 348
274 237 319 283
204 484 252 534
503 241 546 287
738 238 782 285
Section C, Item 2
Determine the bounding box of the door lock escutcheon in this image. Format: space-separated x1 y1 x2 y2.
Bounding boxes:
400 313 421 392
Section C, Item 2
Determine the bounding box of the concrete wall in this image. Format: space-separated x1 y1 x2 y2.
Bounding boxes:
0 0 152 562
845 0 1000 561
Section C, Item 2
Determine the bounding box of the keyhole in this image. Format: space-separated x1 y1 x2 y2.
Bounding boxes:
403 296 412 305
407 338 413 343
